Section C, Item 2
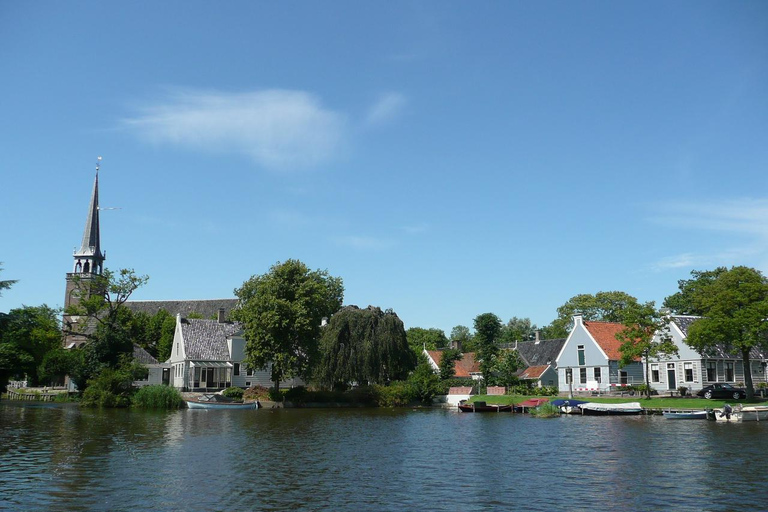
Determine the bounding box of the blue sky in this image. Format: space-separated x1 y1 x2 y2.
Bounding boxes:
1 2 766 334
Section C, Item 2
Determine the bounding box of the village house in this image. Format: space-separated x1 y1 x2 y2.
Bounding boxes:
513 333 565 389
644 315 768 395
555 315 643 394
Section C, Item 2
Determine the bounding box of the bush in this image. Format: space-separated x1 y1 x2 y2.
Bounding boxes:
80 367 135 408
372 381 415 407
243 385 271 401
529 403 561 418
222 387 244 400
132 385 184 409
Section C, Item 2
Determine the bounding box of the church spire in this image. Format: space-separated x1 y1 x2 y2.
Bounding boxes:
72 157 105 275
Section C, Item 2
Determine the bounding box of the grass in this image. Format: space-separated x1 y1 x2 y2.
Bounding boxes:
469 394 764 410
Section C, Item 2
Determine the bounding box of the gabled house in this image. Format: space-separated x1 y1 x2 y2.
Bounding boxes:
423 349 482 380
513 334 565 388
167 312 301 391
555 315 643 393
132 345 169 387
645 315 768 395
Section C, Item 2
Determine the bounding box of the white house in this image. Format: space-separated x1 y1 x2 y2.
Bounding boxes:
555 315 644 394
645 315 768 395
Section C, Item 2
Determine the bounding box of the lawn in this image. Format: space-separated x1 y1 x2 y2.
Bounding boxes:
469 394 764 410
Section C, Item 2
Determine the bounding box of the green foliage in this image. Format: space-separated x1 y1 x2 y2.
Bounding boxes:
0 305 62 387
500 317 537 344
529 402 561 418
243 385 271 401
486 349 524 387
663 267 728 315
686 266 768 399
547 291 642 338
616 302 678 400
473 313 502 378
280 385 377 405
222 386 244 400
129 309 175 360
407 354 442 404
39 347 84 386
132 385 184 409
232 259 344 394
438 348 462 380
406 327 448 353
450 325 476 352
80 360 144 408
0 263 17 296
372 381 415 407
316 306 415 389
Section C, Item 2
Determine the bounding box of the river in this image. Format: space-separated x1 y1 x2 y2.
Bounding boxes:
1 402 766 511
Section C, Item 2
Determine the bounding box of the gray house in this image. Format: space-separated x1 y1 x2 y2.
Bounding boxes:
513 335 565 388
555 315 643 394
645 315 768 395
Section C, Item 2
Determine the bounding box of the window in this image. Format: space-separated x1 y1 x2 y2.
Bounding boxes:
234 363 240 376
193 367 200 388
580 368 587 384
651 364 660 383
684 362 694 382
577 345 585 366
246 366 253 377
707 361 717 381
620 371 628 385
245 381 251 387
594 367 601 383
725 362 734 381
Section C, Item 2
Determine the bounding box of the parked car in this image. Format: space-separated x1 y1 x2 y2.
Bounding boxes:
697 383 747 400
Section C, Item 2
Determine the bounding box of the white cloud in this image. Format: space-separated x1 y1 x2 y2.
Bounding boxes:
122 89 345 170
335 235 396 251
366 92 407 126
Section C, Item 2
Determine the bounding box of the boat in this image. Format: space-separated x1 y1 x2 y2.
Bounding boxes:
457 400 513 413
663 410 708 420
577 402 643 416
185 393 261 410
710 404 768 422
550 399 589 414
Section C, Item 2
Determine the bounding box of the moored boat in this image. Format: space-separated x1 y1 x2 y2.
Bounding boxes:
710 404 768 422
185 393 260 410
663 410 708 420
457 400 513 413
578 402 643 416
550 399 589 414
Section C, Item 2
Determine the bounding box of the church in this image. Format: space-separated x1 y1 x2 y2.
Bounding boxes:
63 162 297 391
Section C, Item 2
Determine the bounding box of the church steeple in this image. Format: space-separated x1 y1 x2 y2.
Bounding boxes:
72 158 105 275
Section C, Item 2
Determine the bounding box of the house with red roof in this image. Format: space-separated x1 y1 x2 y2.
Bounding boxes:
423 350 482 380
555 315 643 394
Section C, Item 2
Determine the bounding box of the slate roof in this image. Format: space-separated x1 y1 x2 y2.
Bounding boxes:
125 299 238 319
669 315 767 360
181 318 242 360
583 321 628 361
671 315 700 337
133 344 160 365
425 350 481 378
515 338 566 367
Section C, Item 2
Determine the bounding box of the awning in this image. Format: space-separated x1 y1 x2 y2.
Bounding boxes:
189 361 233 368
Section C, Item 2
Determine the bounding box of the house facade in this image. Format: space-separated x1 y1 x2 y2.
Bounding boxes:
555 315 643 393
645 315 768 394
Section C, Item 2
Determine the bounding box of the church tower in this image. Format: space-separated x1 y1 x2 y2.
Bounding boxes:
63 159 106 345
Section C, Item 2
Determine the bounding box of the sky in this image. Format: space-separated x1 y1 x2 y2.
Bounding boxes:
1 2 767 335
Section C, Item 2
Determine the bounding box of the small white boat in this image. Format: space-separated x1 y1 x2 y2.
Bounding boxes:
663 410 708 420
185 394 260 410
712 404 768 422
578 402 643 415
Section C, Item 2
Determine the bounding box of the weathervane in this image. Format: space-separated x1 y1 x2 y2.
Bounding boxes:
96 155 102 174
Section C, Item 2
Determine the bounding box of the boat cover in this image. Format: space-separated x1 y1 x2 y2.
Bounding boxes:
580 402 642 412
550 399 589 407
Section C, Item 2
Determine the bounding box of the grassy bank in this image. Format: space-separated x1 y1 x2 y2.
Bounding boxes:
469 394 764 410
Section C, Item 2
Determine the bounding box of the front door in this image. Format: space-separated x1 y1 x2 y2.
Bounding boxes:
206 368 215 388
667 363 676 390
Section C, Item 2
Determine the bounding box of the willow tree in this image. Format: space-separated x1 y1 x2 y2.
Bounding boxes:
315 305 415 389
233 260 344 395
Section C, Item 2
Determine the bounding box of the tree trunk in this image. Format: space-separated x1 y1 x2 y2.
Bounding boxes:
743 347 754 400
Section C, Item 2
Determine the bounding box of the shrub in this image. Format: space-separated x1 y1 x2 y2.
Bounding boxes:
243 385 271 401
80 367 135 408
222 387 244 400
529 403 561 418
372 381 415 407
132 385 184 409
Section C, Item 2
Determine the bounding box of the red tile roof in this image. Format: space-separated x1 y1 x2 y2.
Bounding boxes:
519 365 549 380
583 321 630 361
425 350 480 378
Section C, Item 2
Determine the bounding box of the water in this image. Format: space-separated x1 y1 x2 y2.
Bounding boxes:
1 402 767 511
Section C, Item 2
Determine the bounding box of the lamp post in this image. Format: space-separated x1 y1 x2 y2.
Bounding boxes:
566 367 573 399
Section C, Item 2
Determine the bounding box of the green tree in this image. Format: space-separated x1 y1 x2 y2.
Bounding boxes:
547 291 642 338
316 305 415 389
663 267 728 315
232 260 344 395
438 348 462 380
450 325 475 352
486 349 524 388
0 263 17 296
473 313 502 379
685 266 768 400
0 305 62 386
64 268 149 385
500 317 537 344
406 327 448 353
39 348 84 387
616 302 679 400
129 309 176 360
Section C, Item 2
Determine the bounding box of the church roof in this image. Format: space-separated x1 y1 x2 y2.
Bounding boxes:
76 171 103 259
125 299 238 319
180 318 242 360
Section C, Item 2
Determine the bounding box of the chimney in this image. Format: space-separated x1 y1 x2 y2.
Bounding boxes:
451 340 462 352
217 308 226 323
535 330 540 344
573 314 583 327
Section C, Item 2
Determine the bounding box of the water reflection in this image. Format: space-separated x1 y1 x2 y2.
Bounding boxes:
3 403 768 511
